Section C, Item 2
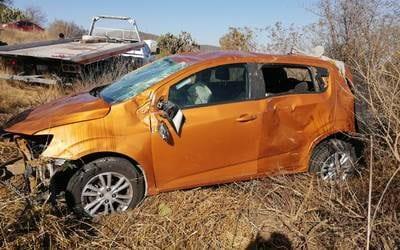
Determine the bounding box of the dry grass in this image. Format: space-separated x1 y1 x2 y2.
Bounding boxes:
0 163 398 249
0 29 51 45
0 80 65 126
0 63 125 126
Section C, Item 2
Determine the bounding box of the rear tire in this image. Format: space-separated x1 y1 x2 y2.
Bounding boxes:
66 157 145 217
309 139 358 181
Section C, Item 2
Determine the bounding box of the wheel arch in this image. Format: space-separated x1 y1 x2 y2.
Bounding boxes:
307 131 364 171
72 151 150 197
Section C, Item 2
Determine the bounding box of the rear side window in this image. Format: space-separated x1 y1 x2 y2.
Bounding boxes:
169 64 249 108
262 65 329 96
313 67 329 92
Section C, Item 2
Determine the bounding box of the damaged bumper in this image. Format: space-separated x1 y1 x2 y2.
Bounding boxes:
1 131 72 196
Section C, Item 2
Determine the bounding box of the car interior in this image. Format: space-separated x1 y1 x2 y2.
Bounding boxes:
169 64 248 108
262 66 318 95
169 64 330 108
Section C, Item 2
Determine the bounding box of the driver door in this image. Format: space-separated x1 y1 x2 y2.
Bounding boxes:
151 63 264 191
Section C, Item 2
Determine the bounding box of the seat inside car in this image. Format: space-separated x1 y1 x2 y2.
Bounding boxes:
263 66 314 94
263 67 290 94
208 67 246 103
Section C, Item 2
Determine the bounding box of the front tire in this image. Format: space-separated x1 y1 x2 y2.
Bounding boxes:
66 157 145 217
309 139 358 181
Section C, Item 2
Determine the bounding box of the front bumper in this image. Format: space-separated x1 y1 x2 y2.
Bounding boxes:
0 133 71 196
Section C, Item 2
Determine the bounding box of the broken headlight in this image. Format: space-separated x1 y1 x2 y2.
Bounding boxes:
17 134 53 159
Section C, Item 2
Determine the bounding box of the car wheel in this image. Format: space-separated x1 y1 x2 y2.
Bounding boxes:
66 157 145 216
309 139 358 181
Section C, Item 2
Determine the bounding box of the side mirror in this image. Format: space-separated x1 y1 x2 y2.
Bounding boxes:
157 99 185 135
157 121 171 143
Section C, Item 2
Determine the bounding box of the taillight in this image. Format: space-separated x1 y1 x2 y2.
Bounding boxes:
10 59 17 65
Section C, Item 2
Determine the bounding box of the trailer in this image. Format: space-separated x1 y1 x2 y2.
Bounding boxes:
0 15 157 85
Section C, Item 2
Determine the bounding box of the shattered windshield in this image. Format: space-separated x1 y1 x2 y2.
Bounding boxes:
100 57 188 104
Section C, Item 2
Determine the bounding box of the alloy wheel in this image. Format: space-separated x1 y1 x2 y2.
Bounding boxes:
320 151 353 181
81 172 133 216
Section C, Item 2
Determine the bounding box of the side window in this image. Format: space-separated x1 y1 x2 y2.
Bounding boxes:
169 64 249 108
262 65 328 96
313 67 329 92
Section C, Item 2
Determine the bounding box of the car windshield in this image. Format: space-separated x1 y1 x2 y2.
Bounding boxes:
100 57 189 104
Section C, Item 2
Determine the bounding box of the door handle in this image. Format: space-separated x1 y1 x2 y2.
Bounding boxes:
236 114 257 122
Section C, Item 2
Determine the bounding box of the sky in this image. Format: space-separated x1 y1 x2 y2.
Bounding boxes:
13 0 320 46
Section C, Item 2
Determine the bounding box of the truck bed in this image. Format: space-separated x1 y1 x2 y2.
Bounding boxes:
0 39 143 64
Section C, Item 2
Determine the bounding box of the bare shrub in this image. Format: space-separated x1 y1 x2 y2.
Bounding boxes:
47 19 86 39
23 5 47 26
313 0 400 66
314 0 400 248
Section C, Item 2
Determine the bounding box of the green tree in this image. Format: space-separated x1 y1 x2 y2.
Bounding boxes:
157 31 199 56
219 27 255 51
0 6 26 23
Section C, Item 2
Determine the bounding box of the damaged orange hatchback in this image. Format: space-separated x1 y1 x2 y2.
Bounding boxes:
2 51 361 216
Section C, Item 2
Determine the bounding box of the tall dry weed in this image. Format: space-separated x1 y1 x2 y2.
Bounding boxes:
0 29 50 45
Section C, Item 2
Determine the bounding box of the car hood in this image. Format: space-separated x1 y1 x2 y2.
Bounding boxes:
4 92 111 135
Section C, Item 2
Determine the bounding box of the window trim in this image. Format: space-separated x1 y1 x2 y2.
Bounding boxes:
168 63 254 110
260 63 330 99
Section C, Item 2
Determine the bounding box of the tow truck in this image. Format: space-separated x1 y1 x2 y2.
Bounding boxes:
0 15 157 85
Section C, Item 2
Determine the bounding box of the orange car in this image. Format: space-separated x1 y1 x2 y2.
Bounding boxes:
2 51 361 216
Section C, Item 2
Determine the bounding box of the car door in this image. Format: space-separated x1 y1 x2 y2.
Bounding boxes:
151 63 264 191
257 64 333 174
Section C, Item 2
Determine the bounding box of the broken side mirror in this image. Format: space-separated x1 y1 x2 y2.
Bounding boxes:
156 99 184 141
157 121 171 143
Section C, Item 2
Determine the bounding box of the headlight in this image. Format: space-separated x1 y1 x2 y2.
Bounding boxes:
16 134 53 159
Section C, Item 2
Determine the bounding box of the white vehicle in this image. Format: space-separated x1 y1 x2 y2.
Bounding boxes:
88 15 157 67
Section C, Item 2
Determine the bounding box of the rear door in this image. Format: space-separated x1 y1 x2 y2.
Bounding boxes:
151 63 264 191
257 64 333 174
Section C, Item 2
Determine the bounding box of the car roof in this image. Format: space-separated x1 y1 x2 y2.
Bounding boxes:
170 50 332 67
